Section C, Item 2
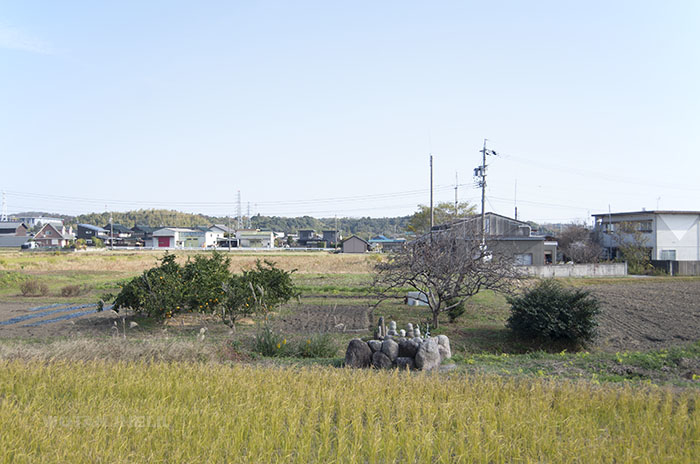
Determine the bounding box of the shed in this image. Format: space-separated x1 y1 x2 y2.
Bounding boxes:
342 235 370 253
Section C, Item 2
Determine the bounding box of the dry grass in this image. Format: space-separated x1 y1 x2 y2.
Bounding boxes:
1 360 698 463
0 250 372 274
0 337 225 363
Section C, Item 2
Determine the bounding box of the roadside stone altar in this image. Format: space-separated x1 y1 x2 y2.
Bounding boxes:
344 319 451 370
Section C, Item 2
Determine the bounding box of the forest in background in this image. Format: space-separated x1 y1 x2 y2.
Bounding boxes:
14 209 412 239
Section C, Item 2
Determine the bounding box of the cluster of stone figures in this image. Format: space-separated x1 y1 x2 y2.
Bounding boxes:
344 317 452 371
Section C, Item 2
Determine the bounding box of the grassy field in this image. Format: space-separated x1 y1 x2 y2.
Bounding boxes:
2 360 698 463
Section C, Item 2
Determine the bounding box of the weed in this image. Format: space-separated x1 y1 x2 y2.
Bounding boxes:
19 279 49 297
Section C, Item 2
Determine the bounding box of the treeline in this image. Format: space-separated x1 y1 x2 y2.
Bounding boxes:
74 210 216 229
251 215 411 239
39 209 411 238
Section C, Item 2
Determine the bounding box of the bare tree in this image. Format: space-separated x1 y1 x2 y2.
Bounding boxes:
558 224 601 263
372 226 522 328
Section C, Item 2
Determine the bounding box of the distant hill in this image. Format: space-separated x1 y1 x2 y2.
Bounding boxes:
21 209 411 239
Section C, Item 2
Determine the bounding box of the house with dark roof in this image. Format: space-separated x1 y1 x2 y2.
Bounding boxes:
433 212 557 266
77 224 109 241
0 222 28 236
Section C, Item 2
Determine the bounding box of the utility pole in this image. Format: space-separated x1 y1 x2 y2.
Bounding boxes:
247 202 251 229
236 191 242 230
429 154 434 232
454 172 459 218
475 139 498 244
1 191 7 222
227 214 231 251
107 205 114 250
514 179 518 221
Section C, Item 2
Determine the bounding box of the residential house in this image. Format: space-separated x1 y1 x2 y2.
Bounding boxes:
102 224 133 238
0 222 30 248
297 230 316 246
0 222 28 236
130 224 158 244
342 235 370 253
593 210 700 261
206 224 236 247
432 212 556 266
322 230 341 246
77 224 109 242
368 235 406 252
33 224 75 248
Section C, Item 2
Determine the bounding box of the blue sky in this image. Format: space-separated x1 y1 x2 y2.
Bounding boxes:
1 1 698 223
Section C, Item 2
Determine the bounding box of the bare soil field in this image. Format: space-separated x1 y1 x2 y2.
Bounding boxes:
272 304 370 333
590 279 700 352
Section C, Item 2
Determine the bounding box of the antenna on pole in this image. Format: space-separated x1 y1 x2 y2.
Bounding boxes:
1 191 7 222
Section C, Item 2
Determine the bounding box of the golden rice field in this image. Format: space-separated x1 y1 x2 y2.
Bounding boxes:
1 361 698 463
0 249 373 274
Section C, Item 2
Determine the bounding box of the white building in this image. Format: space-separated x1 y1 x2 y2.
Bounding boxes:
593 210 700 261
236 230 275 248
150 228 213 249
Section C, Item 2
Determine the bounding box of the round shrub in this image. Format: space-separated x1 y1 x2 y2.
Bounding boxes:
506 279 601 343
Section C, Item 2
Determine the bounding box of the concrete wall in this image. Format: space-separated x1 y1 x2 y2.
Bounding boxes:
651 260 700 276
522 263 627 277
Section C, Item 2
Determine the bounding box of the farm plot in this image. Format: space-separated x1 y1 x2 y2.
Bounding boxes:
590 279 700 352
0 302 119 338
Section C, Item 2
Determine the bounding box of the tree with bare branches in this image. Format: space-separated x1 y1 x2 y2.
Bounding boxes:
558 223 601 263
372 226 522 328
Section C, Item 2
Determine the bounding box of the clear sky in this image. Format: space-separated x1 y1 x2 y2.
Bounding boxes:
1 1 698 224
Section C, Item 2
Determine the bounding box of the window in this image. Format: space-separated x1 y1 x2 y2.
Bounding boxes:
514 253 533 265
660 250 676 260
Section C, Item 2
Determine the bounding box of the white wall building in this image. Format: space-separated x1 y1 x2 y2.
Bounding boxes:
151 228 210 249
235 230 275 248
593 210 700 261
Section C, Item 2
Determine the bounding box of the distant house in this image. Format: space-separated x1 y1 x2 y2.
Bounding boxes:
368 235 406 252
77 224 109 241
151 228 209 248
33 224 75 248
433 212 556 266
322 230 341 246
297 229 316 246
342 235 370 253
593 210 700 261
131 224 158 243
102 224 133 238
236 230 275 248
0 222 28 236
12 216 63 229
207 225 235 247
